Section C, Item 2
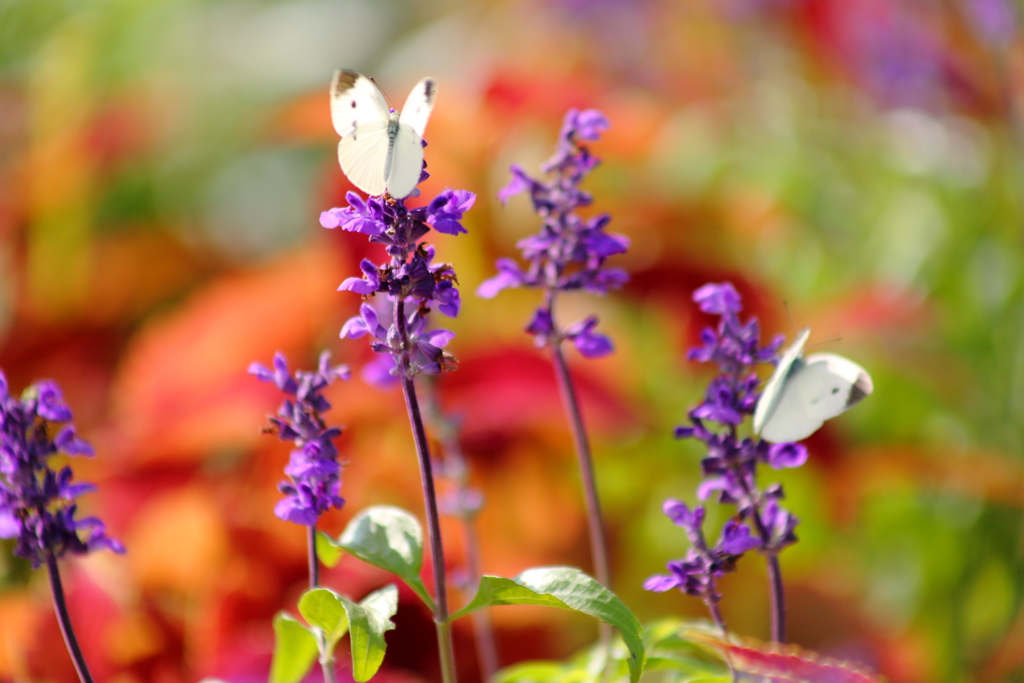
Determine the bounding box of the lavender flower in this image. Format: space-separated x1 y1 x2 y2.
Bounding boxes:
964 0 1016 48
250 351 350 526
0 372 123 568
644 500 760 605
647 282 807 639
477 108 629 358
325 133 470 677
324 186 473 385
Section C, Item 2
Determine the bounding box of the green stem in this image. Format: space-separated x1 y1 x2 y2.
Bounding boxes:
395 299 458 683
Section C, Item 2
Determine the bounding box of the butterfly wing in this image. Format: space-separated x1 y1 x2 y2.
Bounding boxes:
338 119 390 196
385 123 424 199
759 352 873 443
753 328 811 436
797 353 873 420
398 77 436 138
757 359 826 443
330 70 389 139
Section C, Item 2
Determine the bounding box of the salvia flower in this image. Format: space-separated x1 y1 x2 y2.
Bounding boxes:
250 351 350 526
477 108 629 358
0 372 124 568
643 500 760 604
647 282 806 607
323 168 474 386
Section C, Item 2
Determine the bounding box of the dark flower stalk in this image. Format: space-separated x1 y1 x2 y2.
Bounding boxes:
646 283 803 643
0 372 125 683
323 162 474 683
478 109 629 595
422 379 500 680
250 351 349 683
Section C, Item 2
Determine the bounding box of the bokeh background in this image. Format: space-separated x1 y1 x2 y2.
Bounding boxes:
2 0 1023 680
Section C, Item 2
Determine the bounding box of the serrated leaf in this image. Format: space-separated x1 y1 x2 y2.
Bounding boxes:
338 506 433 610
340 585 399 682
452 567 646 683
316 531 344 568
298 588 349 650
269 612 319 683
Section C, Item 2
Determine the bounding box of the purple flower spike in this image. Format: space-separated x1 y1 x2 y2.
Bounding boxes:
252 351 350 527
320 159 473 384
479 108 628 359
0 371 123 568
653 281 811 625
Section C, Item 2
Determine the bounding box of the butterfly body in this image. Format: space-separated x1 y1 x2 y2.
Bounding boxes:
753 328 873 443
330 70 436 199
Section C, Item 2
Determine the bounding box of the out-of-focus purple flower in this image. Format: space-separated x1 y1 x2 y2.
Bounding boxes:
478 108 628 359
564 316 614 358
250 352 350 526
838 2 944 110
476 258 526 299
558 108 610 143
693 282 743 315
965 0 1016 48
0 372 124 568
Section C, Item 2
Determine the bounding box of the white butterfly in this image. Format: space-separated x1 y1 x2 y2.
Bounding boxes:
753 328 873 444
329 70 437 200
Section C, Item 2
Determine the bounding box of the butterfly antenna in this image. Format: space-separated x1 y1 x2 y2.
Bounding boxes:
808 334 843 351
370 76 397 111
782 300 799 336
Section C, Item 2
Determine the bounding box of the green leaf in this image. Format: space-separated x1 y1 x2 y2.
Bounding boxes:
298 588 350 650
269 612 319 683
338 506 433 610
341 585 399 682
495 661 590 683
452 567 646 683
316 531 344 568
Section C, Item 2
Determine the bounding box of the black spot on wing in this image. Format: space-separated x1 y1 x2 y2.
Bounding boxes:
351 100 357 108
846 374 872 407
423 79 436 103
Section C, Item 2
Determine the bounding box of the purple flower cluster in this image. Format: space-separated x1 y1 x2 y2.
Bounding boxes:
250 352 350 526
646 282 802 602
322 187 474 385
644 500 759 604
477 109 629 359
0 372 124 568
